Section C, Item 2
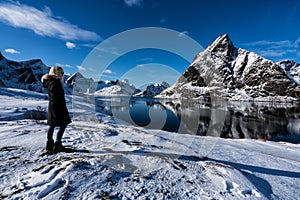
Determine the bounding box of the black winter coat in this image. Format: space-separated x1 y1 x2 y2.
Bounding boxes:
43 76 71 126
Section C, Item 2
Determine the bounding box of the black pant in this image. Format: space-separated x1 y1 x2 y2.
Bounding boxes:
47 125 66 142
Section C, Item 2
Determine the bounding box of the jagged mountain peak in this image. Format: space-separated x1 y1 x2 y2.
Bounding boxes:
207 34 233 50
277 60 300 84
206 34 237 61
66 72 86 85
0 53 50 92
159 34 300 101
277 60 300 70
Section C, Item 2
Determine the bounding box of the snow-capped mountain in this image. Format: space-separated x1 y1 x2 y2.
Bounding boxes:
277 60 300 84
0 52 49 93
94 79 139 96
134 82 170 97
65 72 140 96
158 34 300 101
66 72 96 94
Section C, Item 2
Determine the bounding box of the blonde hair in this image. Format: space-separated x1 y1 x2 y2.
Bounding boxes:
49 66 64 76
49 66 64 86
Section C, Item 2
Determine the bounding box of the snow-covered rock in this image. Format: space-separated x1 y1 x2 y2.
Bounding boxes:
66 72 96 94
158 34 300 101
277 60 300 84
0 52 74 94
65 73 139 96
0 52 49 93
0 88 300 199
94 79 139 96
134 82 170 97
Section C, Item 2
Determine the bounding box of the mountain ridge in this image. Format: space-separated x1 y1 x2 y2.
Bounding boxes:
0 52 49 92
159 34 300 102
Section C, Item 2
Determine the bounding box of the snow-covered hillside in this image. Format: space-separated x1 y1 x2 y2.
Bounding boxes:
0 52 74 94
66 72 96 94
94 79 139 96
277 60 300 84
0 87 299 199
134 82 170 97
158 34 300 102
66 72 140 96
0 52 49 93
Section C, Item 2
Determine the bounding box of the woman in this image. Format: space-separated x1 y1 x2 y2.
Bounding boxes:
41 66 71 153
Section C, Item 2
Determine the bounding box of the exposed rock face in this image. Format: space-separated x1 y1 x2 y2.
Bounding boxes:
277 60 300 84
0 52 4 61
159 34 300 101
93 79 138 96
0 52 49 93
134 82 170 97
66 72 96 94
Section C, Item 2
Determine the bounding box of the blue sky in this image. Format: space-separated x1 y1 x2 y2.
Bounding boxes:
0 0 300 86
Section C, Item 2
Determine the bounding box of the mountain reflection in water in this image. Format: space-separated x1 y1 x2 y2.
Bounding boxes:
95 97 300 143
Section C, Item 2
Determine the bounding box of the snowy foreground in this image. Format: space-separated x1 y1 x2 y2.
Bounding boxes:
0 88 300 199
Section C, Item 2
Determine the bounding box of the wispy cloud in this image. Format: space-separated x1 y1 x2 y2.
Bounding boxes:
240 38 300 61
5 48 20 54
64 64 72 68
95 46 122 56
137 57 155 63
103 69 114 74
241 40 294 49
295 37 300 48
66 42 76 49
55 63 73 69
124 0 144 7
136 64 145 68
258 50 286 57
0 2 101 42
77 65 86 71
178 31 189 37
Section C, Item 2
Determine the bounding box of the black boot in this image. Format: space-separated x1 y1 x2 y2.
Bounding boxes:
53 141 66 153
46 140 54 152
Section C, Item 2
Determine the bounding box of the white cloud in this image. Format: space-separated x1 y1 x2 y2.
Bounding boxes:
241 40 293 49
88 67 97 72
136 64 145 68
64 64 72 68
4 48 20 54
103 69 113 74
178 31 189 37
138 58 155 63
0 2 101 41
240 38 300 61
95 46 122 56
258 50 286 57
124 0 143 7
55 63 73 69
77 65 86 71
66 42 76 49
295 37 300 48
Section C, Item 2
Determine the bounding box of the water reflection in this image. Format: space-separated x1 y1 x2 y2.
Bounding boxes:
95 97 300 143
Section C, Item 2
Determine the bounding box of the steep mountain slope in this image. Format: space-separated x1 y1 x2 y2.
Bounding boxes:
94 79 139 96
0 52 49 93
159 34 300 101
134 82 170 97
277 60 300 84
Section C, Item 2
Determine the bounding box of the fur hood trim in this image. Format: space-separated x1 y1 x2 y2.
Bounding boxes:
41 74 58 83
